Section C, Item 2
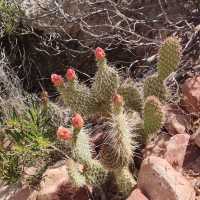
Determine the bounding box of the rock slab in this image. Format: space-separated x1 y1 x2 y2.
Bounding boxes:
138 156 196 200
182 76 200 113
164 134 190 170
127 188 149 200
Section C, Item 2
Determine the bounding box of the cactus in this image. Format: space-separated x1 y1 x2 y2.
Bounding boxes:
59 77 93 117
68 114 108 187
70 128 93 165
99 94 136 170
83 160 108 186
91 63 120 115
67 159 86 187
157 37 182 81
143 96 164 141
118 79 143 113
143 75 166 101
51 38 182 198
114 168 136 198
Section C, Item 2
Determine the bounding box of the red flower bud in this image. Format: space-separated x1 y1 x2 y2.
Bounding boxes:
112 94 123 107
51 74 64 87
72 113 84 129
66 68 76 81
95 47 105 61
56 126 72 140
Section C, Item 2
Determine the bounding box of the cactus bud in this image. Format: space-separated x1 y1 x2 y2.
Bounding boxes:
95 47 105 61
56 126 72 140
66 68 76 81
72 113 84 129
40 91 49 104
112 94 123 107
51 74 64 87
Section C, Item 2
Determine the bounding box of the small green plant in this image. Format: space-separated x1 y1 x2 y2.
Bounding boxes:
0 150 21 184
0 0 21 34
51 36 182 198
0 95 68 184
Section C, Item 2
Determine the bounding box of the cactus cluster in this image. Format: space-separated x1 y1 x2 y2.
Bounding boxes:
51 36 182 198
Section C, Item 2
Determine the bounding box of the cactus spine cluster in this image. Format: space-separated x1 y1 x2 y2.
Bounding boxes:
52 36 182 198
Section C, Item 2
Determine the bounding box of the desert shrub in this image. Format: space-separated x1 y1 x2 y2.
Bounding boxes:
0 96 70 184
0 0 21 35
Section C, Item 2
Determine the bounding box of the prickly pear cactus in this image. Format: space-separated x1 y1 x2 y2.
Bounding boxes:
114 168 136 198
67 159 86 187
83 160 108 186
67 114 108 187
91 56 120 114
70 128 93 165
118 79 143 113
143 75 166 101
157 37 182 81
60 77 93 117
52 37 183 198
143 96 164 140
99 94 136 170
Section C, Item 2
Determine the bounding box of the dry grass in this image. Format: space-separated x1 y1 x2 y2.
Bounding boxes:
0 50 27 120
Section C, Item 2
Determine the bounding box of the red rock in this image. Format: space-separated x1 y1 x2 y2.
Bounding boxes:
164 134 190 170
181 76 200 113
138 156 196 200
143 134 170 159
192 127 200 148
36 162 90 200
0 183 34 200
164 104 190 135
127 188 149 200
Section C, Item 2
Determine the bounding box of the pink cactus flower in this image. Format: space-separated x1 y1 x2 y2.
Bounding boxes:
66 68 76 81
51 74 64 87
72 113 84 129
112 94 123 106
95 47 105 61
56 126 72 140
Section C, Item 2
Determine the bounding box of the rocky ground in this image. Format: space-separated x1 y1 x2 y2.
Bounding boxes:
0 75 200 199
0 0 200 200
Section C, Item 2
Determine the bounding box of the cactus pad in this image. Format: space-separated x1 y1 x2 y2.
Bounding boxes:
83 160 108 186
59 80 93 117
118 79 143 113
67 159 86 187
143 96 164 140
143 75 166 101
99 110 135 170
71 128 93 166
91 60 120 114
114 168 136 198
157 37 182 81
